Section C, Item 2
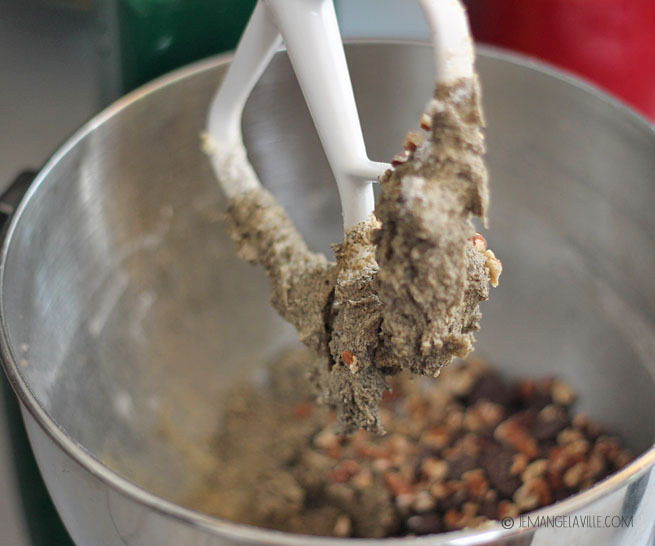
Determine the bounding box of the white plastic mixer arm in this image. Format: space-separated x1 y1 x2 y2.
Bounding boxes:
419 0 475 85
206 0 476 229
266 0 386 229
206 2 282 198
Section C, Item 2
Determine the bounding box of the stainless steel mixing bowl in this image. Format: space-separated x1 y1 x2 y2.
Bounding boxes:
1 42 655 546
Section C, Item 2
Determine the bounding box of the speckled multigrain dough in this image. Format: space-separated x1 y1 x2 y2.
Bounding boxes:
225 76 499 434
373 77 490 377
185 349 398 537
226 189 336 355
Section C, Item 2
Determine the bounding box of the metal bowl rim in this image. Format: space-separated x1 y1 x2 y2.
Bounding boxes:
1 39 654 545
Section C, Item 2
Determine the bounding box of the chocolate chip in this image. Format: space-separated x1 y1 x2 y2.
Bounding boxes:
467 373 515 407
479 443 522 498
446 454 478 480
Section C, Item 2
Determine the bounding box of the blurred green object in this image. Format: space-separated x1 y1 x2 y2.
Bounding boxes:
115 0 256 93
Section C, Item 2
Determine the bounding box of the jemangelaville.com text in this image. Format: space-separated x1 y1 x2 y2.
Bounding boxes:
518 514 633 529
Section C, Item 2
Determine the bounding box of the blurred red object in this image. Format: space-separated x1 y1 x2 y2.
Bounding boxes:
464 0 655 121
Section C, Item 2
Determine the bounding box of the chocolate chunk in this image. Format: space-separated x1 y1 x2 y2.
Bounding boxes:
446 454 478 480
479 443 522 498
467 373 515 407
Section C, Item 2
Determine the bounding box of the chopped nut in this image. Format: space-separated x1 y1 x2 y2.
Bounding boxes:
403 131 424 151
352 468 373 489
420 112 433 131
495 418 538 459
391 150 411 166
341 350 359 373
521 459 548 483
446 410 465 431
444 480 468 507
462 469 489 499
444 508 466 530
516 379 536 400
497 500 520 519
454 434 482 459
532 478 552 506
444 502 480 530
422 458 449 481
442 367 478 397
372 458 391 472
475 401 505 427
563 462 586 488
509 453 529 476
557 428 585 446
594 436 621 461
482 488 498 503
464 408 484 432
583 453 606 479
472 233 487 252
538 404 565 422
388 434 410 454
352 436 378 459
513 481 540 511
395 493 415 514
462 501 479 517
545 466 563 490
564 438 590 457
329 460 360 483
547 445 578 471
314 429 339 450
333 515 352 537
483 249 502 287
551 378 575 406
573 413 603 439
413 491 436 513
431 482 449 500
534 404 570 441
421 426 451 450
384 472 412 496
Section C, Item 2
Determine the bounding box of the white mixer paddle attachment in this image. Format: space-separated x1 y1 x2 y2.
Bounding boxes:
206 0 387 229
204 0 501 434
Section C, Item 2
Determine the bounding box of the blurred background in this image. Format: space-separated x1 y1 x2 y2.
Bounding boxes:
0 0 653 544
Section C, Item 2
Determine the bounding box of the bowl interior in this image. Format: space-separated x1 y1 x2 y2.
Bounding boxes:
2 44 655 506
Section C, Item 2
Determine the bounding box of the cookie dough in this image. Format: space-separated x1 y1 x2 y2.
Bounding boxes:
223 76 500 433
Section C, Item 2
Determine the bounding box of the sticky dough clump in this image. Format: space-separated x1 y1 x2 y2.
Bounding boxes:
224 76 501 433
